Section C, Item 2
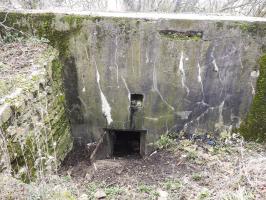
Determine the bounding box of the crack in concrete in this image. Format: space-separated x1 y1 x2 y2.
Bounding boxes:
153 62 175 111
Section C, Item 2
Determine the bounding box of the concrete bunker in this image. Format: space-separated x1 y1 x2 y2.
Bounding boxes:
1 11 266 180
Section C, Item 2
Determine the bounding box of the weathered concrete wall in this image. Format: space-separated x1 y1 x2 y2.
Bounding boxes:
0 48 72 181
67 16 266 147
1 11 265 149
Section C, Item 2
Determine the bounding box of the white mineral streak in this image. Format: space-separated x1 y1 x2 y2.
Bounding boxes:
250 70 259 78
145 49 149 64
210 47 219 72
153 63 174 111
82 74 86 92
114 36 119 85
250 71 259 96
212 59 219 72
85 47 113 125
95 65 113 125
250 82 255 95
210 46 224 97
218 100 225 125
239 42 244 69
121 75 130 101
197 63 205 97
210 45 219 72
179 51 189 95
197 63 202 83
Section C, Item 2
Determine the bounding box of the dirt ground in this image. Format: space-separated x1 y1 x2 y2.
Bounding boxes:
56 136 266 200
0 135 266 200
60 148 193 186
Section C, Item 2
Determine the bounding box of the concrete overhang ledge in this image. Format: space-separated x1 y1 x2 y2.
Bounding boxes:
2 9 266 22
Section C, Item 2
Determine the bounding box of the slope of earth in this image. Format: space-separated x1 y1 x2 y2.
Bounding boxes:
1 135 265 200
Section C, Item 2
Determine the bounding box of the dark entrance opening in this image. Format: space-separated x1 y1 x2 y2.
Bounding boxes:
113 130 140 156
101 128 146 158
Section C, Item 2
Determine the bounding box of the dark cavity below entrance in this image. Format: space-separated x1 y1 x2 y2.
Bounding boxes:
113 130 141 156
104 128 147 158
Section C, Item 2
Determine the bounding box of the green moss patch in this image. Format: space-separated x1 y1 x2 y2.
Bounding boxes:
239 54 266 142
226 22 266 37
0 12 84 58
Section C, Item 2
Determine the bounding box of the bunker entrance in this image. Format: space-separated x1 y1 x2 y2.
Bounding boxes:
103 128 147 158
90 93 146 160
113 130 140 156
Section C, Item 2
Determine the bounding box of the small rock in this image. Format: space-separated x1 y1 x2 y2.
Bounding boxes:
115 167 124 174
85 173 93 181
78 193 88 200
157 189 168 200
207 140 215 146
94 189 106 199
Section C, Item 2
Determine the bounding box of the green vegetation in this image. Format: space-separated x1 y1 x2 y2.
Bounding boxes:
216 21 224 30
86 182 98 199
155 134 176 150
239 54 266 142
192 173 202 181
137 184 159 199
163 179 182 191
238 23 258 32
52 191 76 200
86 182 125 199
197 189 210 200
0 12 84 58
0 44 72 182
138 184 154 193
226 22 266 37
105 186 125 198
33 13 83 58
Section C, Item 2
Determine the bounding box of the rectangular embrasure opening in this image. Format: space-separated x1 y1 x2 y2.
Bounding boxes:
113 130 141 157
